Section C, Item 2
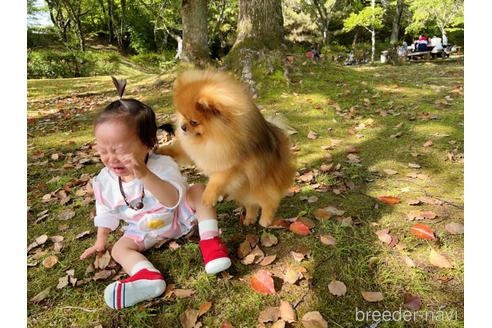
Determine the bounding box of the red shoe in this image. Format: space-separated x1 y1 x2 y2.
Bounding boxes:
199 237 231 274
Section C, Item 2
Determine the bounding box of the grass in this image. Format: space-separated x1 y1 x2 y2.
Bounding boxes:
27 55 464 327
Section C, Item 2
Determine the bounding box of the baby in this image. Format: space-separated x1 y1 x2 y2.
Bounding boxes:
80 77 231 309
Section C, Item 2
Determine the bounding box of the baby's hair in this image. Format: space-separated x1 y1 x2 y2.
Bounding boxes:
94 77 157 149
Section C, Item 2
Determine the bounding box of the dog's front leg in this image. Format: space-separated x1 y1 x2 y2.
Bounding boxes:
202 171 231 207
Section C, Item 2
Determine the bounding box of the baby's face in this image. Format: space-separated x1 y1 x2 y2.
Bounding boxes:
95 120 149 178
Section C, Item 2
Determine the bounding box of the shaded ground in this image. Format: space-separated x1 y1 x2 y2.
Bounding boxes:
27 56 464 327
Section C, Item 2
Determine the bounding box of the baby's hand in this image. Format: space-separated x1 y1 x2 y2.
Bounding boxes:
121 153 149 179
80 239 106 260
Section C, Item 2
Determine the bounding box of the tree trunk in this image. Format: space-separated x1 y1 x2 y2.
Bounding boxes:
371 0 375 63
232 0 284 51
107 0 115 44
181 0 209 64
390 0 403 45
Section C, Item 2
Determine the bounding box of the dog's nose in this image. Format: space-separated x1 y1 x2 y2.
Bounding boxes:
181 124 187 132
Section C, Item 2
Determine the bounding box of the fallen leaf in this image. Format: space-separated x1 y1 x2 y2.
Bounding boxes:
94 250 111 270
42 255 58 268
328 280 347 296
411 223 436 240
429 249 452 268
361 291 384 302
375 229 392 244
219 321 235 328
445 222 464 235
402 255 416 267
383 169 398 175
237 240 253 259
36 234 49 245
289 221 311 235
378 196 401 204
93 269 114 281
58 209 76 221
301 311 328 328
271 320 286 328
270 218 291 229
307 131 318 140
283 268 301 284
174 289 195 298
261 232 278 247
404 293 422 311
246 234 260 248
198 301 212 317
251 270 276 295
258 306 280 323
30 287 51 303
290 251 306 262
57 275 69 289
299 171 314 183
279 300 296 323
259 255 277 266
75 230 91 239
320 235 336 246
312 208 332 221
180 308 199 328
49 235 64 243
407 210 438 221
423 140 433 147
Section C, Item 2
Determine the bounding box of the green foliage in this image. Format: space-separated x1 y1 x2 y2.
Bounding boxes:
27 50 119 79
343 5 385 33
283 0 319 43
405 0 464 35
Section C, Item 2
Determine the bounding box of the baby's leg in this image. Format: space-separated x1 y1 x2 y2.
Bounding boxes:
186 184 231 274
104 237 165 310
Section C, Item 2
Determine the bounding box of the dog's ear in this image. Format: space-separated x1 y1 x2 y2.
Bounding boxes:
196 96 222 116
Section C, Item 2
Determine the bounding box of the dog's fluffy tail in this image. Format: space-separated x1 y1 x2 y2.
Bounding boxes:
158 123 175 136
266 113 297 136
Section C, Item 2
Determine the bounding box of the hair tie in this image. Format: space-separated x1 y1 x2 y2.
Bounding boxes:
111 76 127 99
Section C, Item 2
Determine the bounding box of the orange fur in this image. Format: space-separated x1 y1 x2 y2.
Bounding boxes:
156 70 296 227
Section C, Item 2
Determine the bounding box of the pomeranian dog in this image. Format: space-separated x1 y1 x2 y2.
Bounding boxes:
156 70 296 227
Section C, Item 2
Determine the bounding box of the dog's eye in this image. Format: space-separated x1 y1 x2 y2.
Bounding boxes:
190 120 199 126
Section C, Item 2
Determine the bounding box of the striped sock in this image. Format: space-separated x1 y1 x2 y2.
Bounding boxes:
198 219 219 240
104 267 165 310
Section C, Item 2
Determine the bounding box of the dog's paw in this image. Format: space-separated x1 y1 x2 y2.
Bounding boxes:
243 215 257 226
202 189 218 207
258 217 272 228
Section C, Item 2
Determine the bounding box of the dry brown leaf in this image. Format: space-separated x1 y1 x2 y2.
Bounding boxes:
320 235 336 246
259 255 277 266
445 222 464 235
246 234 260 247
198 301 212 317
283 268 301 284
75 230 91 239
180 308 200 328
301 311 328 328
250 270 276 295
312 208 332 221
93 269 115 281
383 169 398 175
36 234 49 245
271 320 286 328
50 235 64 243
237 240 252 259
429 249 452 268
261 232 278 247
57 275 69 289
328 280 347 296
361 291 384 302
174 288 195 298
169 241 181 250
58 209 75 221
291 251 306 262
94 250 111 270
42 255 59 268
299 171 314 183
404 293 422 311
279 300 296 323
307 131 318 140
30 287 51 303
258 306 280 323
402 255 416 267
423 140 433 147
375 229 392 244
219 321 235 328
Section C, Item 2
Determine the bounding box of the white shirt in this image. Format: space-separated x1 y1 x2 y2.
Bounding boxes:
92 153 188 231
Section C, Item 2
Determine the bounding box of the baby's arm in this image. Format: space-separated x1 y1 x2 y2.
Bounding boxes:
140 172 179 208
